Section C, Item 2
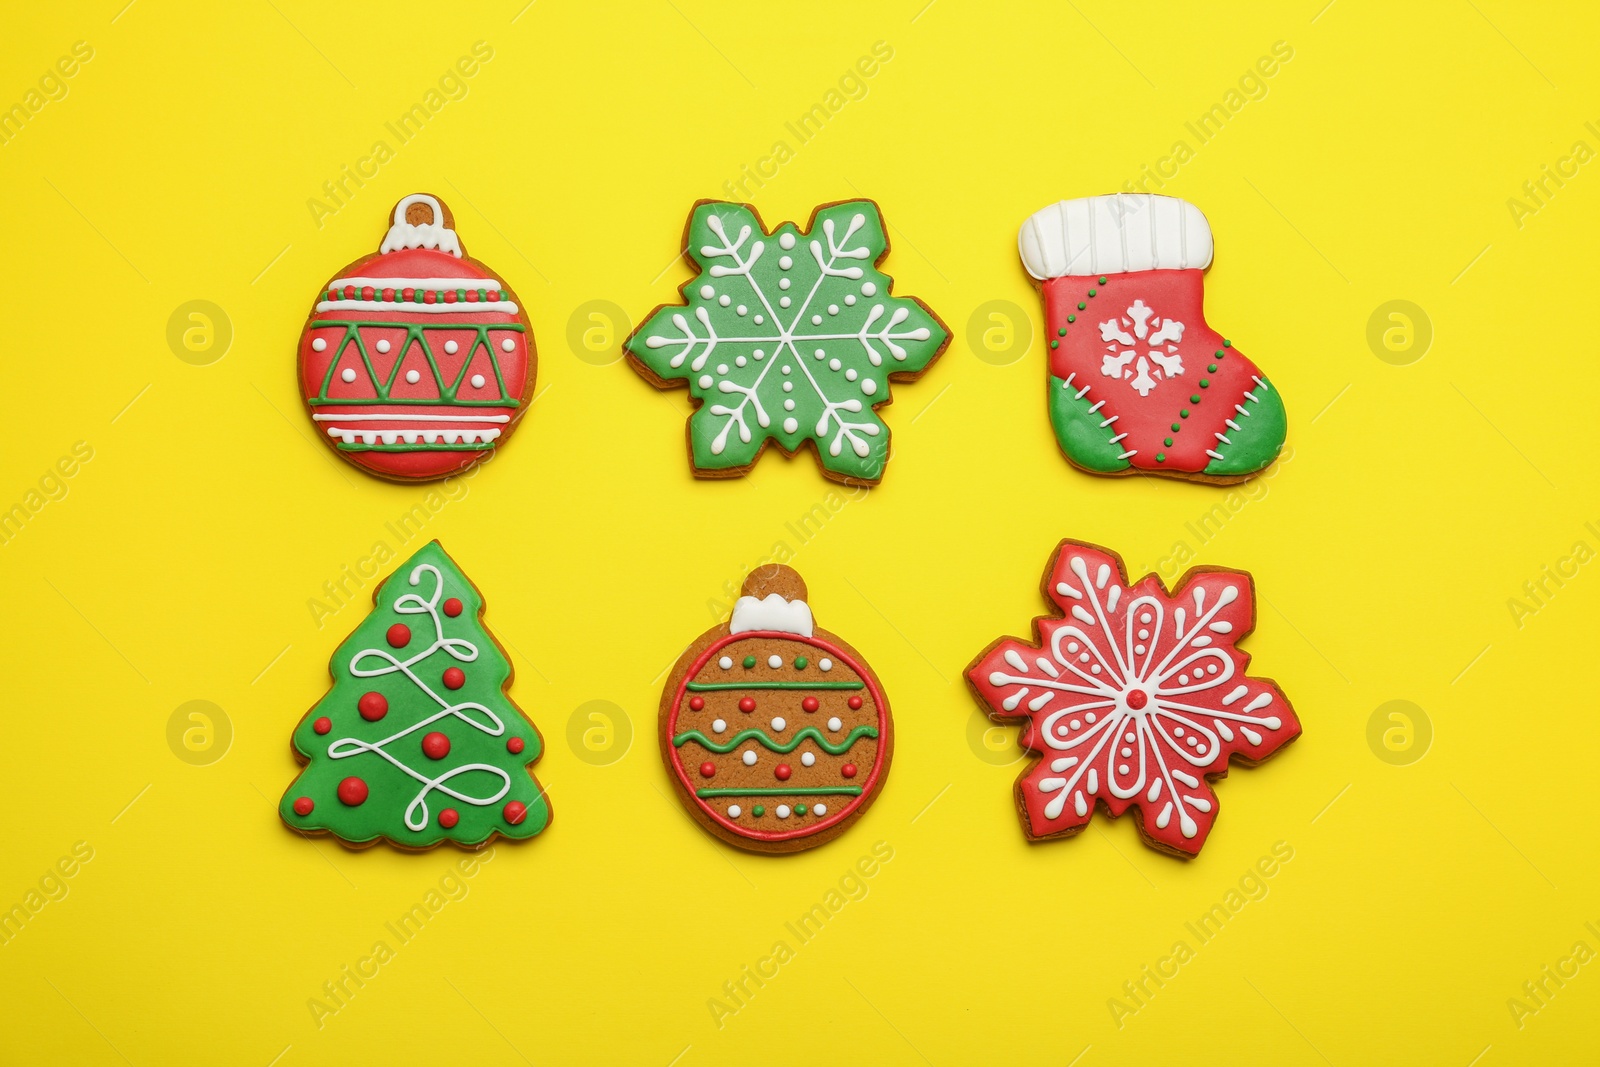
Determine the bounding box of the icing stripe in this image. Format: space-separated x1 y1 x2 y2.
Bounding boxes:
674 725 877 755
317 299 519 314
313 414 512 423
686 681 865 692
336 441 495 452
330 276 505 290
695 787 864 798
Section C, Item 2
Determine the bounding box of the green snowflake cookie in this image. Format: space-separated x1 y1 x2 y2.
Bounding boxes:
626 200 949 485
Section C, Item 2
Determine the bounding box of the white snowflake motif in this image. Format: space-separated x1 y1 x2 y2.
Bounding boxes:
968 544 1299 856
1098 299 1185 397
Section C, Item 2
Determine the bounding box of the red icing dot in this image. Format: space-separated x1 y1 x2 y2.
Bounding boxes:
507 737 525 754
313 716 332 735
402 287 415 301
439 808 459 829
699 761 716 778
444 290 458 303
292 797 314 816
442 667 466 690
343 284 356 299
504 801 528 825
738 697 756 713
688 696 705 711
443 597 463 617
775 764 792 781
382 288 395 301
841 764 858 778
1127 689 1149 710
847 695 864 710
422 731 451 760
423 290 437 304
361 286 374 300
802 696 819 713
358 692 388 722
337 777 369 806
386 623 411 648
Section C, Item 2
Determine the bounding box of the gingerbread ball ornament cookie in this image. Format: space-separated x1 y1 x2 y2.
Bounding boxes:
298 193 535 481
660 566 892 852
966 540 1300 857
1019 194 1286 482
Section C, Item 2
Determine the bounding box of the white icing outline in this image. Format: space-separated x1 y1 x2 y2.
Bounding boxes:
381 194 462 257
729 593 814 637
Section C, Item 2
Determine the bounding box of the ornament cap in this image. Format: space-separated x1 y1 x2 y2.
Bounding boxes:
380 192 463 257
740 564 807 603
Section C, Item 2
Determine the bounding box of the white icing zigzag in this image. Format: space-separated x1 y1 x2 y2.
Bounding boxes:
730 593 814 637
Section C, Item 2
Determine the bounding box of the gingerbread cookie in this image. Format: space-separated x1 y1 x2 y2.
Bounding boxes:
660 565 892 852
280 540 550 849
966 540 1299 857
298 193 535 482
1018 194 1286 483
625 199 949 486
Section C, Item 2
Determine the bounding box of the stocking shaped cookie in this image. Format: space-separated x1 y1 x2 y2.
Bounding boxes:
298 193 536 482
1019 194 1286 483
660 566 892 852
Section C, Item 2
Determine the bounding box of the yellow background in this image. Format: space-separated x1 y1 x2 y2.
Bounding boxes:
2 1 1596 1063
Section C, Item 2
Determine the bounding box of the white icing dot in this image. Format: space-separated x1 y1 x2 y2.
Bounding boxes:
814 348 826 359
754 315 764 324
801 752 816 767
1207 664 1219 674
311 337 327 352
727 804 742 818
783 417 799 433
719 295 731 307
779 232 796 250
813 803 827 816
1138 629 1149 640
700 284 715 299
1091 665 1102 675
501 338 515 352
1187 735 1198 747
783 399 796 411
470 374 485 388
1135 644 1146 654
698 374 713 389
340 368 357 383
779 277 792 290
1179 674 1189 684
1069 719 1081 730
1057 725 1071 738
829 358 842 371
779 255 793 270
737 305 748 316
782 380 794 392
768 654 783 668
444 340 459 354
771 717 787 731
861 379 877 396
827 717 842 731
1140 613 1153 624
845 368 858 381
1124 731 1135 742
828 304 839 315
811 314 823 325
779 296 791 308
776 805 791 818
1085 712 1097 723
819 658 833 671
861 282 877 296
405 370 421 384
742 750 758 766
1079 653 1090 663
1067 643 1079 653
718 656 733 670
736 356 747 367
781 365 792 375
716 364 728 374
712 719 726 733
375 339 391 354
1174 727 1185 736
753 349 765 360
844 294 856 306
1121 747 1132 758
1119 764 1130 774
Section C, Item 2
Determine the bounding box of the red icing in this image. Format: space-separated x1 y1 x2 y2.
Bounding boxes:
297 210 535 482
1041 270 1268 475
847 695 863 710
442 667 466 690
802 696 819 713
358 692 388 722
775 764 792 781
841 764 857 778
293 797 314 816
439 808 459 828
689 696 705 711
507 737 525 754
965 540 1301 856
337 777 369 806
422 732 451 760
700 761 716 778
504 801 528 825
386 623 411 648
313 717 332 734
443 597 463 617
738 697 756 713
665 629 890 845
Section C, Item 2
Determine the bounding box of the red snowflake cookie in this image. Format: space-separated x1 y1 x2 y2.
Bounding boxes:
966 540 1300 857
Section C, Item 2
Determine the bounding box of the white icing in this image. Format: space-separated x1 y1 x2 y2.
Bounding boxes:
700 285 715 299
311 338 327 352
324 427 500 446
326 560 510 830
776 805 791 818
327 275 503 291
1018 194 1213 280
813 803 827 816
742 750 757 766
783 417 799 433
727 804 742 818
500 338 515 352
317 298 518 314
405 370 421 384
381 194 462 257
730 594 814 637
771 717 786 731
341 368 357 383
712 719 726 733
444 340 459 355
376 339 391 354
801 752 816 767
827 717 842 731
818 659 832 672
768 654 783 668
312 413 510 423
470 374 486 388
718 656 733 669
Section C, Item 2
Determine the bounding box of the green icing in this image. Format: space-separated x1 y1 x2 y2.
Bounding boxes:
1203 374 1287 477
674 724 878 755
278 541 549 848
1048 374 1130 473
696 787 863 798
686 680 864 692
625 201 948 483
312 321 523 405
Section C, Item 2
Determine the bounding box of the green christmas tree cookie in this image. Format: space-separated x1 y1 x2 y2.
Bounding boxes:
279 541 550 849
626 199 949 486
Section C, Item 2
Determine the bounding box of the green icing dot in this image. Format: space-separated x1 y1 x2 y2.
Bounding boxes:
752 805 765 817
1200 379 1209 388
457 289 467 301
1215 349 1226 358
1180 409 1190 419
1067 314 1076 323
1057 327 1067 337
1156 453 1166 462
1099 276 1108 284
1190 395 1201 404
794 656 808 670
1208 363 1218 373
795 804 807 815
743 656 756 668
1223 339 1232 347
1050 340 1059 349
1087 289 1096 297
1171 423 1181 432
1164 437 1174 446
1076 302 1086 310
